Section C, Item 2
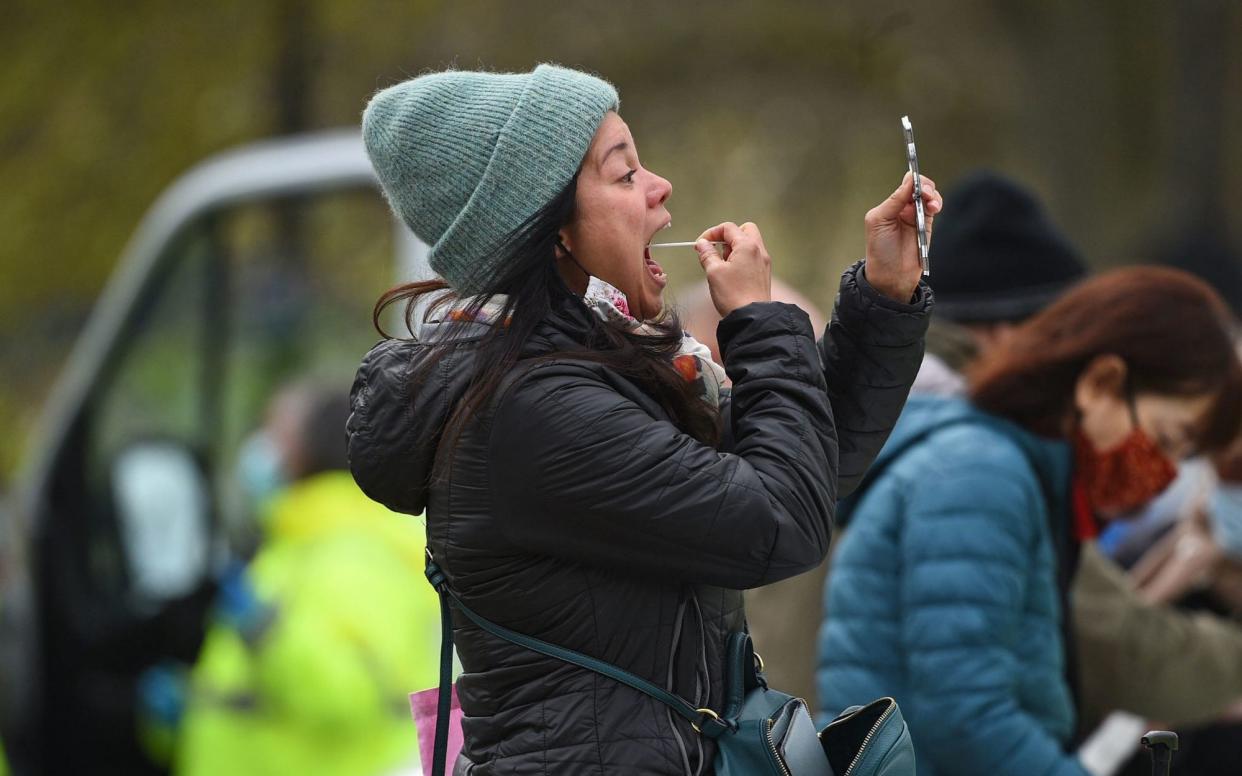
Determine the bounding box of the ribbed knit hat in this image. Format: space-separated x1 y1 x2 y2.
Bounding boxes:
362 64 619 294
928 170 1087 323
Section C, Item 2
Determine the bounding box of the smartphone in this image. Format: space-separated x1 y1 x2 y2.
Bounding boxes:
901 115 929 276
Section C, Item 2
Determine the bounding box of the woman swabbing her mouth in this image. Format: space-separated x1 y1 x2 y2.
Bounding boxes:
553 112 674 320
557 110 939 326
349 64 940 776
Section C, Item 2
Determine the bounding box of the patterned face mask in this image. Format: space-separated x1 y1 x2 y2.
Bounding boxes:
583 275 727 408
1073 390 1178 514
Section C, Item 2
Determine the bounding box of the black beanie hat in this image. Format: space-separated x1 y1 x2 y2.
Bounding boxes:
928 170 1087 323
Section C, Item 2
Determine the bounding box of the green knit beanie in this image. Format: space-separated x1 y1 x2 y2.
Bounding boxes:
362 64 620 294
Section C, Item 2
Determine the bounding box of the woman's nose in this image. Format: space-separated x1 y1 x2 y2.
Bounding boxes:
648 173 672 208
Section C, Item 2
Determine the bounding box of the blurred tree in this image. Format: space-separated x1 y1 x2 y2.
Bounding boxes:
1 0 1239 480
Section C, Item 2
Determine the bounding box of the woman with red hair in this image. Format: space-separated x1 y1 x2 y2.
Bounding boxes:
818 267 1242 776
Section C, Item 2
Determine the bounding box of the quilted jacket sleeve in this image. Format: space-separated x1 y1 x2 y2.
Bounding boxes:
715 262 931 500
899 442 1089 776
488 301 838 590
818 261 931 498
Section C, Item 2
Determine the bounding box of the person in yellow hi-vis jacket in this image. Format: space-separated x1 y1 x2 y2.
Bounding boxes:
175 384 441 776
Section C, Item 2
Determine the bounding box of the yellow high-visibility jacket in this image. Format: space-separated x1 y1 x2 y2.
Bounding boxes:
176 471 441 776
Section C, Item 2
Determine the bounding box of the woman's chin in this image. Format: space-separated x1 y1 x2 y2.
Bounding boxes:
642 274 670 311
615 278 662 321
637 291 667 321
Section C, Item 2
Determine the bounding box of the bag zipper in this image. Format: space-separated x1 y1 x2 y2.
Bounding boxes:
765 719 793 776
843 703 896 776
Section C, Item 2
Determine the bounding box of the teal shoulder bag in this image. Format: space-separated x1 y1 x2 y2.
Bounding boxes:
425 555 915 776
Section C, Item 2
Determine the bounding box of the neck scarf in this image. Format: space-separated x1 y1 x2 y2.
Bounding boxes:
582 276 726 408
425 277 727 409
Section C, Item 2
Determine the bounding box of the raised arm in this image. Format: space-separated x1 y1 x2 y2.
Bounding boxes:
718 174 938 497
820 260 931 497
490 301 838 590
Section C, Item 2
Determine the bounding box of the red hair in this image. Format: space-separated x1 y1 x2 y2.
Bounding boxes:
970 267 1241 451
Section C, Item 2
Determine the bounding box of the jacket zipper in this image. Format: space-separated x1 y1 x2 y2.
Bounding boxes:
766 719 793 776
843 703 896 776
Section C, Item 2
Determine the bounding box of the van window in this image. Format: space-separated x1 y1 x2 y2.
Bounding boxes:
212 191 396 549
78 188 398 604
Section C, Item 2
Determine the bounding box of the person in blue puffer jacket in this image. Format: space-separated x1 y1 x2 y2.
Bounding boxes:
817 267 1242 776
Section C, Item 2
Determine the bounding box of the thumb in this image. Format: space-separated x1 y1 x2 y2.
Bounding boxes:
869 172 915 226
695 238 724 271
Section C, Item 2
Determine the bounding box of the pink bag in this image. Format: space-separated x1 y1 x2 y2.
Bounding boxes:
410 683 464 773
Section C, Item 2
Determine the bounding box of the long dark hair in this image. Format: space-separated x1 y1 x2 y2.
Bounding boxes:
970 266 1242 451
373 175 721 467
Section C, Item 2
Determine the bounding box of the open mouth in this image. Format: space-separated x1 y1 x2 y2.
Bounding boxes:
643 246 667 288
643 222 671 288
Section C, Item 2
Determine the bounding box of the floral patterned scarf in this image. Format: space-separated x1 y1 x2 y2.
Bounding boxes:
424 277 727 409
581 276 727 409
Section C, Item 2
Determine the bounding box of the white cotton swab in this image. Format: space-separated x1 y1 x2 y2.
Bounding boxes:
647 241 727 250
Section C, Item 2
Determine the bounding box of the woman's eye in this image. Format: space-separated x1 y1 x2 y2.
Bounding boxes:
621 169 637 184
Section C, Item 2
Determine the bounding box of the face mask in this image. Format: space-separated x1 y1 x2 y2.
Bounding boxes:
1209 482 1242 561
582 274 635 323
1073 392 1178 514
236 432 288 512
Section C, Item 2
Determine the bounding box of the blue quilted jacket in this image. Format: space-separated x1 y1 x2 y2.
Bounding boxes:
817 396 1089 776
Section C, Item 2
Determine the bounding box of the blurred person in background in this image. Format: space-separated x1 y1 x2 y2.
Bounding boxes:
817 267 1242 775
1131 433 1242 612
680 279 829 708
1096 238 1242 574
1083 422 1242 776
901 171 1242 743
908 170 1088 397
173 381 440 776
1078 430 1242 776
348 64 939 774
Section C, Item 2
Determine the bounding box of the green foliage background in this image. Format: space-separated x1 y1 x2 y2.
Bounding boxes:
2 0 1239 480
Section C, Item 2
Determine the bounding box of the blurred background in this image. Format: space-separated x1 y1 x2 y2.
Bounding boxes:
4 0 1242 480
1 1 1239 774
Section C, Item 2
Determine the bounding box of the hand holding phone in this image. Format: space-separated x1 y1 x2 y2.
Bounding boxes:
901 115 930 276
861 122 941 302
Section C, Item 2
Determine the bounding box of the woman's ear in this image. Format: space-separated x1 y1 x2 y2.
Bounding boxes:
1074 354 1128 415
553 229 590 294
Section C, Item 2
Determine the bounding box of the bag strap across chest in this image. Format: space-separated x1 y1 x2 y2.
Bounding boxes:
423 552 734 775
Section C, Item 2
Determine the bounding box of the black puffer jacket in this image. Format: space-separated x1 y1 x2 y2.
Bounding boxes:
348 261 930 775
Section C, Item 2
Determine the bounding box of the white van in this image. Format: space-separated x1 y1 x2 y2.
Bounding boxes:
1 132 430 774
